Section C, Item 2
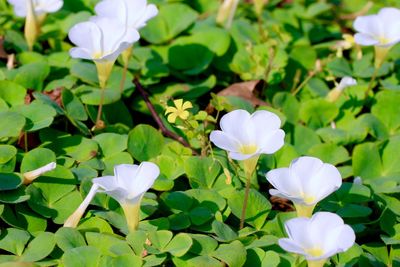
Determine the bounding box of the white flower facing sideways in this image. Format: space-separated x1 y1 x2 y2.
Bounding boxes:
8 0 63 50
326 76 357 102
7 0 63 17
23 162 56 185
266 156 342 217
279 212 355 267
210 109 285 161
64 162 159 231
354 8 400 68
93 162 160 232
354 7 400 48
95 0 158 30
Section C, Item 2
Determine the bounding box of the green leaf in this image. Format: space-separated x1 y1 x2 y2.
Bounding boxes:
163 233 193 257
300 99 339 128
371 90 400 134
45 135 98 162
141 3 198 44
13 62 50 90
0 173 22 191
11 101 57 132
20 148 56 173
308 143 350 165
0 111 25 139
62 246 101 267
211 221 237 242
93 133 128 157
352 142 382 180
227 189 271 229
20 232 55 262
0 80 27 106
0 228 30 255
55 227 86 251
184 157 221 189
211 240 247 267
74 85 121 105
62 89 88 121
127 124 164 161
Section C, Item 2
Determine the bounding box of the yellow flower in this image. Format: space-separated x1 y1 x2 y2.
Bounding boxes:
165 99 193 123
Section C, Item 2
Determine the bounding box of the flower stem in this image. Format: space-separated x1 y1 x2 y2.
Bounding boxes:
365 46 390 98
294 203 315 218
120 46 133 93
239 156 259 229
307 259 326 267
94 60 114 129
25 0 39 51
121 202 141 233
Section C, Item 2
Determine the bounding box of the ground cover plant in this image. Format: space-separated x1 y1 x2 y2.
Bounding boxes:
1 0 400 266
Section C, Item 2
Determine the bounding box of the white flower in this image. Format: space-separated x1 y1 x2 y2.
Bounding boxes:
354 7 400 47
8 0 63 17
94 0 158 30
210 109 285 160
68 16 139 62
23 162 56 184
93 162 159 205
337 76 357 91
266 156 341 216
279 212 355 262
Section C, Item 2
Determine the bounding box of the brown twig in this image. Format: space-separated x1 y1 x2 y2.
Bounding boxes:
133 77 199 155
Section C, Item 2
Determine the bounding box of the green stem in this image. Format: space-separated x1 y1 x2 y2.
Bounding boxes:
94 60 114 129
294 203 316 218
239 156 259 229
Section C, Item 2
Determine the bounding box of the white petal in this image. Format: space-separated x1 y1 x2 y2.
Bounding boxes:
307 163 342 203
68 21 101 56
92 176 118 191
278 238 306 255
354 33 379 46
353 15 383 37
309 212 344 245
69 47 92 60
338 77 357 91
210 130 241 152
94 0 126 25
135 4 158 29
127 162 160 198
284 217 315 248
219 109 252 145
114 164 140 189
266 168 303 198
258 129 285 154
40 0 63 13
290 157 323 191
228 151 255 160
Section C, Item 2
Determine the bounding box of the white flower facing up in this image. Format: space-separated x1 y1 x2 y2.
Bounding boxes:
93 162 160 232
8 0 63 17
326 76 357 102
94 0 158 30
354 8 400 48
279 212 356 267
210 109 285 161
266 156 342 217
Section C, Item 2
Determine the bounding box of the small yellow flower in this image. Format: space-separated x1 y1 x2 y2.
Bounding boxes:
165 99 193 123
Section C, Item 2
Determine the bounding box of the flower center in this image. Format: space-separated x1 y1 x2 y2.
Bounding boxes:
378 36 390 45
303 195 316 205
239 144 258 155
305 247 324 257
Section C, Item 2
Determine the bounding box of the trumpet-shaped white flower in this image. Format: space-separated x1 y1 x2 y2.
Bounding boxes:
7 0 63 17
94 0 158 30
326 76 357 102
266 157 341 217
279 212 355 264
93 162 159 205
337 76 357 91
210 109 285 161
23 162 56 184
354 7 400 47
68 17 139 62
93 162 159 231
